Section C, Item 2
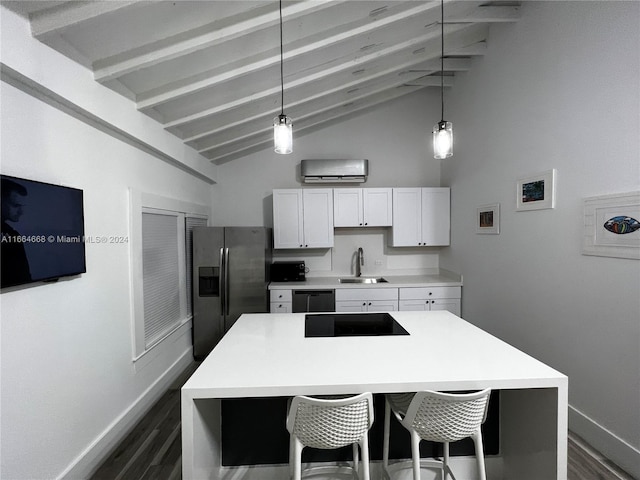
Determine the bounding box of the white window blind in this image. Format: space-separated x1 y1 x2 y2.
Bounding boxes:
185 216 208 316
142 211 181 348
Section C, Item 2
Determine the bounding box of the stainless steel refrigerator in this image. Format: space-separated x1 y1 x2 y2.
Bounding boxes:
192 226 272 359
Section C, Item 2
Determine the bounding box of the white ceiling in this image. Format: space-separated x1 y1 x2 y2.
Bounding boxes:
3 0 520 164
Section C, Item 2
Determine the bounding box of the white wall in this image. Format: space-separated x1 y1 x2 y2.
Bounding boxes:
213 91 447 276
0 9 214 480
440 1 640 476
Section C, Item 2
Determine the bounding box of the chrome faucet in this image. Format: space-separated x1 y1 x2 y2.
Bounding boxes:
356 247 364 277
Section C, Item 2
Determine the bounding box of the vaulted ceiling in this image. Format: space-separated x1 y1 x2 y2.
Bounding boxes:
3 1 520 164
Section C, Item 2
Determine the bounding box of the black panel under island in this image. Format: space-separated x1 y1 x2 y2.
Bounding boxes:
305 312 409 337
221 392 500 466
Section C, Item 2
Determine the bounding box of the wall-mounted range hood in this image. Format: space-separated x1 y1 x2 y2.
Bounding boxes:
301 159 369 184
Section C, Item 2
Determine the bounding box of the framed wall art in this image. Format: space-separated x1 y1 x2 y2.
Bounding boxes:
516 169 556 211
476 203 500 234
583 191 640 260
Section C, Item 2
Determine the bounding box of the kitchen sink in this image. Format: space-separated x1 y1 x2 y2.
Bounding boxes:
339 277 388 284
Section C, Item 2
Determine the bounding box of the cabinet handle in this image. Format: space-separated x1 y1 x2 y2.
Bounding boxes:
428 292 432 296
368 302 372 306
362 302 366 306
365 222 368 225
359 223 363 226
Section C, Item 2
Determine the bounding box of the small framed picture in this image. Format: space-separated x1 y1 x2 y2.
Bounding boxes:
583 191 640 259
476 203 500 234
516 169 556 211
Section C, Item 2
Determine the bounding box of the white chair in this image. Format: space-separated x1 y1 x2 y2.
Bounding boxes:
286 392 374 480
382 389 491 480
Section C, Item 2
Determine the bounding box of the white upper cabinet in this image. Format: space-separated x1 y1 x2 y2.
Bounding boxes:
391 187 450 247
273 189 334 249
333 188 392 227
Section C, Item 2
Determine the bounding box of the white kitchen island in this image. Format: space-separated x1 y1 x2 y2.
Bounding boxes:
181 311 568 480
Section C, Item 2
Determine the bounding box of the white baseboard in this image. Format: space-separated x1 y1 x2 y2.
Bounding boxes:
56 346 194 480
569 404 640 479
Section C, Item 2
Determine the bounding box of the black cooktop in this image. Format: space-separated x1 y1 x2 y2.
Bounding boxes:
304 312 409 337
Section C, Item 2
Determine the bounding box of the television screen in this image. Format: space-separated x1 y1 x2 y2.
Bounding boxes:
1 174 86 288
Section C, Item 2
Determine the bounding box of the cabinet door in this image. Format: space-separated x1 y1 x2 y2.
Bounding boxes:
273 189 303 249
391 188 422 246
399 299 430 311
429 298 460 316
270 302 292 313
363 188 393 226
302 189 334 248
421 188 450 246
335 300 368 312
333 189 363 227
367 300 398 311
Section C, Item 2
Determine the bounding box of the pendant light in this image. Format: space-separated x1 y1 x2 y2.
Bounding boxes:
274 0 292 154
433 0 453 159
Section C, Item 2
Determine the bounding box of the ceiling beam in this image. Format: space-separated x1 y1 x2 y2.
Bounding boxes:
93 1 347 83
190 75 454 152
181 60 466 145
161 24 485 130
135 1 444 111
202 81 452 163
448 5 520 23
30 1 140 39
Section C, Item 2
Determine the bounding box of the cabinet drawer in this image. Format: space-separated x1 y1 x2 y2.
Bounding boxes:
335 288 398 302
270 302 291 313
270 289 292 302
399 286 461 300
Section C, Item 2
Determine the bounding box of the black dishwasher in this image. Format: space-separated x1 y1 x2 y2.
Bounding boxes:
292 289 335 312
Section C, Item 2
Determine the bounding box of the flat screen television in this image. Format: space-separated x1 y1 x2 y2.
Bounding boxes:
1 174 86 288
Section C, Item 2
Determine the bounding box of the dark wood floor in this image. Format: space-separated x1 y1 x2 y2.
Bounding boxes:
91 362 635 480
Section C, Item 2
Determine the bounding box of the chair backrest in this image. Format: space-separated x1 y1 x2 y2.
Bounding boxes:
401 389 491 443
286 392 374 450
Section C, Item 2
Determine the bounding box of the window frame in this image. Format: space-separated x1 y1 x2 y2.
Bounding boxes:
129 189 209 362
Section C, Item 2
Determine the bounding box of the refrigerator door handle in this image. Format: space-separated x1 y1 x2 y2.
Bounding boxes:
219 247 225 314
224 247 230 316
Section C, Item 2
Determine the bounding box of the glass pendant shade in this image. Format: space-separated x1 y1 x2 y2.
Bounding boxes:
433 120 453 159
274 114 293 154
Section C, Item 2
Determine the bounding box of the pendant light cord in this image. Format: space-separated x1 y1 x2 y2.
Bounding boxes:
440 0 444 121
279 0 284 117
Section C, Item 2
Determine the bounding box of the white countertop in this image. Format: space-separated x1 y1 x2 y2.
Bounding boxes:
183 311 565 399
269 272 463 290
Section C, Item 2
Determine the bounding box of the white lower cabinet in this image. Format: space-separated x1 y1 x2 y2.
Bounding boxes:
270 289 292 313
271 285 461 314
335 288 398 312
398 286 461 316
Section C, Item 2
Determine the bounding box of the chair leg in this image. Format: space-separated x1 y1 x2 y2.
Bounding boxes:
410 430 421 480
443 442 450 480
290 435 303 480
382 398 391 471
353 443 360 475
471 428 487 480
360 434 371 480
